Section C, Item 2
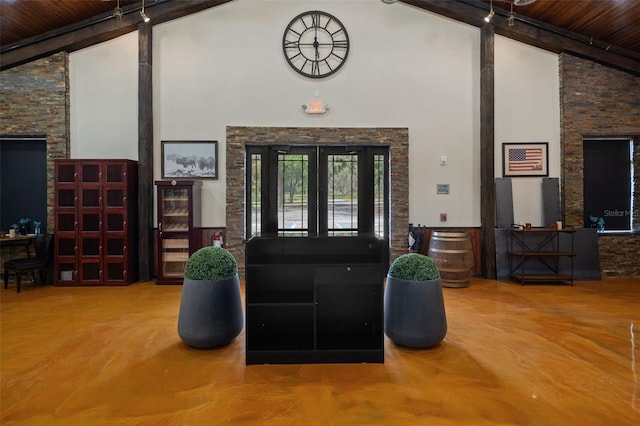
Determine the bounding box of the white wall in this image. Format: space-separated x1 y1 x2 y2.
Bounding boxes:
69 0 560 229
495 36 560 226
70 32 138 160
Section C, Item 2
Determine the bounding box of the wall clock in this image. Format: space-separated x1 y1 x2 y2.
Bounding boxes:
282 11 350 79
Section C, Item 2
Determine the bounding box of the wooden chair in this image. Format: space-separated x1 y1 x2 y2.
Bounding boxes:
3 233 53 293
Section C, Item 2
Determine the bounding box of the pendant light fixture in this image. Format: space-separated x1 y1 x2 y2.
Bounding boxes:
140 0 150 23
484 0 495 23
114 0 123 21
507 1 515 26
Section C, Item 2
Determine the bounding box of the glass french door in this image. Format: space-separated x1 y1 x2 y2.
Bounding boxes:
246 145 389 240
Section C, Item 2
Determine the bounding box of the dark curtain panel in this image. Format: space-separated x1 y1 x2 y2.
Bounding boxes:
583 139 631 231
0 138 47 233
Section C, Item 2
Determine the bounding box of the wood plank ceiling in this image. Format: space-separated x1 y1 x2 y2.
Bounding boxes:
1 0 640 74
483 0 640 55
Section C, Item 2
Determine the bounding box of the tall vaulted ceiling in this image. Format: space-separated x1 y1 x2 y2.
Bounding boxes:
1 0 639 74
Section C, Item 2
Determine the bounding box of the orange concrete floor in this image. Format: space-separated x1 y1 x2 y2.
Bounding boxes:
1 278 639 425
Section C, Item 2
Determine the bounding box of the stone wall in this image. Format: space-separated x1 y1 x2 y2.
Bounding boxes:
560 53 640 278
226 126 409 277
0 52 70 232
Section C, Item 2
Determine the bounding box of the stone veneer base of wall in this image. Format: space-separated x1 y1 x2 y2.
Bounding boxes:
226 126 409 278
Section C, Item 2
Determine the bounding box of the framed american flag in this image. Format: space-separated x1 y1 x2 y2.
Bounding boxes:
502 142 549 177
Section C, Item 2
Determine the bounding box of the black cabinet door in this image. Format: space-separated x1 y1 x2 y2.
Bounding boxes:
315 265 383 350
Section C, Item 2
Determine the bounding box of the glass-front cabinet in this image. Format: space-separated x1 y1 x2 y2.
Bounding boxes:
54 160 138 286
156 180 201 284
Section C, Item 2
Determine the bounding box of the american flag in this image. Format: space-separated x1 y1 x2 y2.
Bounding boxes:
508 148 543 171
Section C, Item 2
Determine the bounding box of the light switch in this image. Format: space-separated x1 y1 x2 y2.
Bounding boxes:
440 155 447 165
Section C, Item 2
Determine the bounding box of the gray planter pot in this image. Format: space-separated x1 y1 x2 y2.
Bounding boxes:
383 275 447 348
177 274 244 349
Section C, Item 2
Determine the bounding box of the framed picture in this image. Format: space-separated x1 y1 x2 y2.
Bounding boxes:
502 142 548 177
161 141 218 179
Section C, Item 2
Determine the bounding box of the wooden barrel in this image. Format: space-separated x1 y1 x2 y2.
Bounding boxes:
428 231 473 288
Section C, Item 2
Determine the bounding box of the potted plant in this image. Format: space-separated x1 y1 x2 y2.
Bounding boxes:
383 253 447 348
177 246 244 349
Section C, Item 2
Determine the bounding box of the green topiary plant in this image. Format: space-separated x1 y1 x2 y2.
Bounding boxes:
184 246 238 281
388 253 440 281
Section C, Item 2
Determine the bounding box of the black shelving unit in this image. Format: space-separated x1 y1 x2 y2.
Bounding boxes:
509 227 575 286
244 237 388 365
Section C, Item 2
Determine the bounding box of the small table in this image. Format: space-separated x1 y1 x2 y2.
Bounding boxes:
1 235 36 261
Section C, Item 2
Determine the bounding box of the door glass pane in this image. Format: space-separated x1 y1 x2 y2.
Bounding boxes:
162 188 189 231
161 235 189 277
57 263 75 281
250 153 262 237
57 213 75 232
82 213 100 232
106 188 124 207
57 164 75 182
107 238 124 256
82 238 100 256
107 263 125 280
106 164 124 183
245 145 390 241
328 154 357 236
81 164 100 183
82 263 101 281
58 238 75 256
278 154 308 236
82 189 100 207
106 213 124 232
57 189 76 207
374 154 385 239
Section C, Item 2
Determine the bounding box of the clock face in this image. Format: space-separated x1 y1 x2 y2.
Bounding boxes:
282 11 350 79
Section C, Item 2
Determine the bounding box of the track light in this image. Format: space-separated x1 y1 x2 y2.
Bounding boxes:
507 2 515 26
114 0 123 21
484 0 494 22
140 0 150 23
484 9 494 23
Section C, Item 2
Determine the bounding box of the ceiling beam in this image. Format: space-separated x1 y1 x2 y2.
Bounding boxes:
3 0 638 75
401 0 640 76
0 0 233 71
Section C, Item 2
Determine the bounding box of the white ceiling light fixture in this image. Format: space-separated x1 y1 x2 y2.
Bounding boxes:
484 0 495 23
513 0 537 6
381 0 398 3
140 0 150 23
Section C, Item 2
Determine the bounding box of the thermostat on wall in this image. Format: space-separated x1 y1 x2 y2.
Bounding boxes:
437 184 450 195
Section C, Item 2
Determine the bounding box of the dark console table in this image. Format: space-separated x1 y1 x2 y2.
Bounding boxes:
244 236 388 365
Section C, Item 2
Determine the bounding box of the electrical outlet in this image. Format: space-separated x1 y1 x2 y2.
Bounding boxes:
440 213 447 222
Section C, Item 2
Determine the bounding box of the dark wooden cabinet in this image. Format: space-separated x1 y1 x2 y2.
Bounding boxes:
155 180 201 285
245 237 387 365
54 160 138 286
